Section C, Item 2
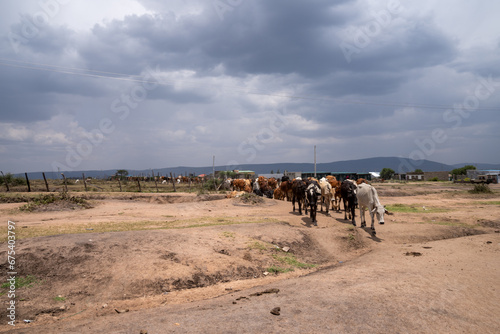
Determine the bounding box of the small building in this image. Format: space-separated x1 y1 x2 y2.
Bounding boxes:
406 172 424 181
284 171 302 179
423 171 450 181
233 170 255 179
467 170 500 184
301 171 332 179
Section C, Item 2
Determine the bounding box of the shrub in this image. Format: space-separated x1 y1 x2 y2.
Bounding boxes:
469 184 493 194
0 173 26 186
429 177 439 181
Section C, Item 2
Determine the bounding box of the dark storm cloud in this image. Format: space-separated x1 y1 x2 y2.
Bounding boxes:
0 0 499 173
83 1 354 78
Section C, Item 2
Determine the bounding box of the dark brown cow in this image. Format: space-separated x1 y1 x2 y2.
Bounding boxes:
292 178 307 215
341 180 357 225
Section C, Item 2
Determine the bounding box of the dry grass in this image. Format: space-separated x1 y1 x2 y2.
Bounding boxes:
0 217 279 242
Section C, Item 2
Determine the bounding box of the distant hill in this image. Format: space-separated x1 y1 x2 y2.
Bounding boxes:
15 156 494 180
452 162 500 170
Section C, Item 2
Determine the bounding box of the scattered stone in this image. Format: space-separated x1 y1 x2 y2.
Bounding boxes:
405 251 422 257
486 241 492 244
250 288 280 297
225 288 233 291
423 246 432 249
140 330 148 334
270 307 281 316
263 271 269 276
495 230 499 233
282 247 290 253
235 296 249 301
22 226 28 228
115 309 129 314
218 249 230 255
232 301 237 304
102 303 108 308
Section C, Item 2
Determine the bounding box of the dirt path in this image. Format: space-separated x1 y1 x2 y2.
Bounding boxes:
7 234 499 333
0 182 499 333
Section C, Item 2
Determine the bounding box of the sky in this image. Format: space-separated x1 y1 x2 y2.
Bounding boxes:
1 0 499 174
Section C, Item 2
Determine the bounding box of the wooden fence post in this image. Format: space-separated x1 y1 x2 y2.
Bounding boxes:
136 178 142 192
25 173 31 192
170 172 176 192
42 172 50 192
82 173 88 192
118 178 122 192
152 170 159 192
1 171 10 192
61 173 68 192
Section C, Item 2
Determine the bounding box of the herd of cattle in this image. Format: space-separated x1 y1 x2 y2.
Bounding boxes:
228 176 388 235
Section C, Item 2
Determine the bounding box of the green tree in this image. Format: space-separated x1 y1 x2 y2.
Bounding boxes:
451 165 476 176
380 168 395 180
115 169 129 179
414 169 423 173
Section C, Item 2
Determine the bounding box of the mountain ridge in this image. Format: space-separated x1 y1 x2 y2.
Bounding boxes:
13 157 500 180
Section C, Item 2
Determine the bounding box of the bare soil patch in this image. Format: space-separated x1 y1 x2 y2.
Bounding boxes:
0 182 498 333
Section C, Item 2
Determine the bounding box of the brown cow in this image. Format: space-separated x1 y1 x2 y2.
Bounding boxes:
232 179 247 191
356 178 370 185
327 176 342 212
268 177 278 190
273 188 284 200
279 180 293 201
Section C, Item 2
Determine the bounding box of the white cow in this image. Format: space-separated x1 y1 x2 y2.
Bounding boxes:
356 183 386 235
319 177 333 215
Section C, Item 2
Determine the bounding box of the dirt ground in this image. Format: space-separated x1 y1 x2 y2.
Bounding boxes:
0 182 499 333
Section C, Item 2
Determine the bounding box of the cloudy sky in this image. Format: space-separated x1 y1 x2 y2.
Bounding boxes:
1 0 499 173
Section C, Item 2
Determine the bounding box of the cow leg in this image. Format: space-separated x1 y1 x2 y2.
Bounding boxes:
350 203 356 226
292 196 296 212
360 207 366 228
311 205 317 226
343 199 348 220
370 212 376 235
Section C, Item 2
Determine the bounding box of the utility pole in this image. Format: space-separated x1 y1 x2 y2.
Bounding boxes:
213 155 216 191
314 145 317 178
